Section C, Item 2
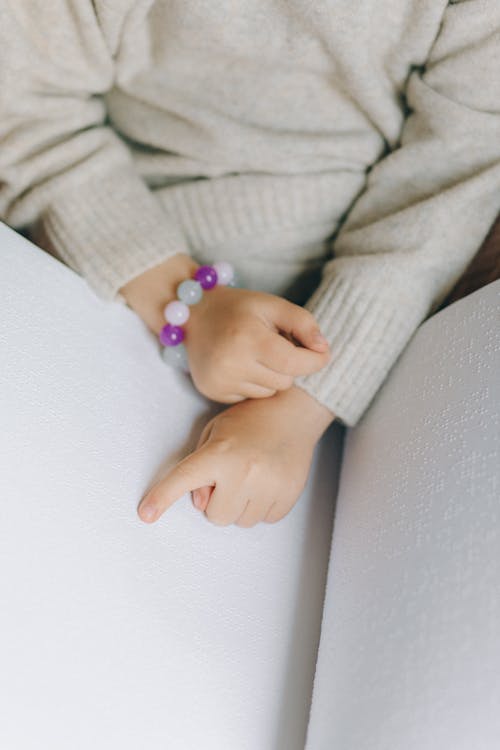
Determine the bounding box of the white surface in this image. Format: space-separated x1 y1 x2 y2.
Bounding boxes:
0 223 343 750
306 279 500 749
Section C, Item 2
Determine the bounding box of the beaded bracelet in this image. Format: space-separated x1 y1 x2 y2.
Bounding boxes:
159 261 236 371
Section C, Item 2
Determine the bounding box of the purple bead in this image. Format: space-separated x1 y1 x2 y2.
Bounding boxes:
159 324 185 347
194 265 218 290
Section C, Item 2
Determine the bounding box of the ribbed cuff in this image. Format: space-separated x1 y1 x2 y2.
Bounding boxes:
156 171 363 250
294 259 434 428
41 165 191 300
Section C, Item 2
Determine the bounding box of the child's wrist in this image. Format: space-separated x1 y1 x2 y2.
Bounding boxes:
274 385 336 439
119 253 200 334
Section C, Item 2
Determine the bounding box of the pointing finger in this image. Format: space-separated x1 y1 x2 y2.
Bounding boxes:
138 447 217 523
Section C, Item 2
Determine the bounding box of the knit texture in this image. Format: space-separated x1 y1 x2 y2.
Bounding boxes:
1 0 500 426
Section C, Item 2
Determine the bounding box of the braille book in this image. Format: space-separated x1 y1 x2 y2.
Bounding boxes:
1 223 499 749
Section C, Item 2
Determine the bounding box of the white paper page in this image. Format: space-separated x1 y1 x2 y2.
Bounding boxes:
305 279 500 749
0 223 343 750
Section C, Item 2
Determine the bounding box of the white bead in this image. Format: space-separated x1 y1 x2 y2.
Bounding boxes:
212 261 234 286
164 300 190 325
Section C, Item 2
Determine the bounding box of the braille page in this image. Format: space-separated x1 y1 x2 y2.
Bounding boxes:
0 223 343 750
305 279 500 750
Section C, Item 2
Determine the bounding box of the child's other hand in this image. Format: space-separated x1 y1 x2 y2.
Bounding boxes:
137 386 334 527
185 285 330 403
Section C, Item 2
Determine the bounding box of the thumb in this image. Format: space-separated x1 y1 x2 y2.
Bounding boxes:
138 447 216 523
274 300 329 352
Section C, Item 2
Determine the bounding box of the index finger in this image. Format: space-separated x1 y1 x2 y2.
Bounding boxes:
138 446 218 523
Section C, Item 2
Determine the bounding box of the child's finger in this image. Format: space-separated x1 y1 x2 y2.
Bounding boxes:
138 447 217 523
260 333 330 377
202 483 248 527
192 485 213 511
251 362 294 393
273 299 330 353
239 382 277 398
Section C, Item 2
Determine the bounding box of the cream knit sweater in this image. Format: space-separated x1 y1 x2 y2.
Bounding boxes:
1 1 499 426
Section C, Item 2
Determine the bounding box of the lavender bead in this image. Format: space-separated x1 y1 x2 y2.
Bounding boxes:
194 265 218 290
164 300 190 325
162 343 189 371
177 279 203 305
159 324 185 346
212 261 234 286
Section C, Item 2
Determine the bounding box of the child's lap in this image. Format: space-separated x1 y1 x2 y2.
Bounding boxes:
0 225 341 749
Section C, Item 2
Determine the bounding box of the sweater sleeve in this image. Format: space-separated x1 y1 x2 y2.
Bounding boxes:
295 0 500 428
0 1 190 300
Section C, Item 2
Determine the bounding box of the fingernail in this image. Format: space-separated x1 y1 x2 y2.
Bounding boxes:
192 490 202 509
139 503 158 523
314 332 328 345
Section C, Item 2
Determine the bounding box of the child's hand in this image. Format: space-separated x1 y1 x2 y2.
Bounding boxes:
119 254 331 404
185 284 331 403
137 386 335 527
